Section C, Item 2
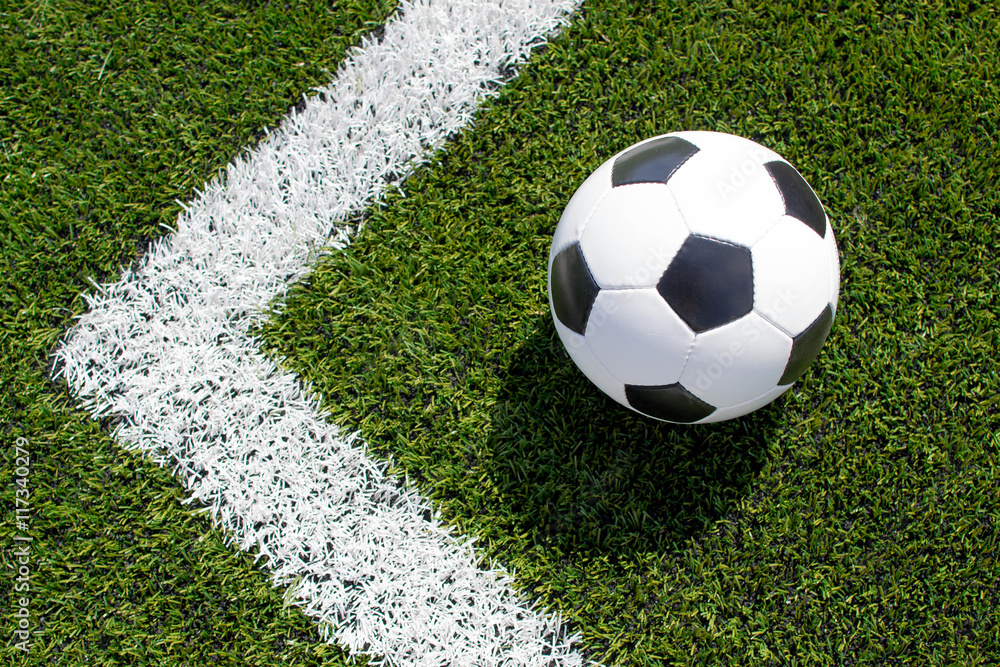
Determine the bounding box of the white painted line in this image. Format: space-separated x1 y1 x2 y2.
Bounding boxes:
53 0 588 664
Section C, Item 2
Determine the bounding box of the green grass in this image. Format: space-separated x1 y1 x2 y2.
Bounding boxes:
0 1 396 664
3 0 1000 665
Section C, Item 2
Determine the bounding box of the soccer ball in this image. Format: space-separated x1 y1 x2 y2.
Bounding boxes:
547 131 840 424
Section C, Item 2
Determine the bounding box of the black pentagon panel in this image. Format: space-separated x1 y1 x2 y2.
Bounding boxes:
779 304 834 385
657 235 754 333
764 161 827 238
550 242 600 336
626 383 716 423
612 136 700 187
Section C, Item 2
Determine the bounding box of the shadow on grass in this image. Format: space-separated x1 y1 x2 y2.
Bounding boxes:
486 315 783 557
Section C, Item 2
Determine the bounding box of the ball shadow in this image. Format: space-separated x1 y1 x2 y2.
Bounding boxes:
487 314 783 558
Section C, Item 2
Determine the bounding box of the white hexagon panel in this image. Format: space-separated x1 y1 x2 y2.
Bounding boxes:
584 288 694 387
666 131 786 248
578 183 688 289
679 312 793 409
753 214 836 337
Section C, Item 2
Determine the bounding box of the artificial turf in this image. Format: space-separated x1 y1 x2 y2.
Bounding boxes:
3 0 999 665
0 1 396 664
